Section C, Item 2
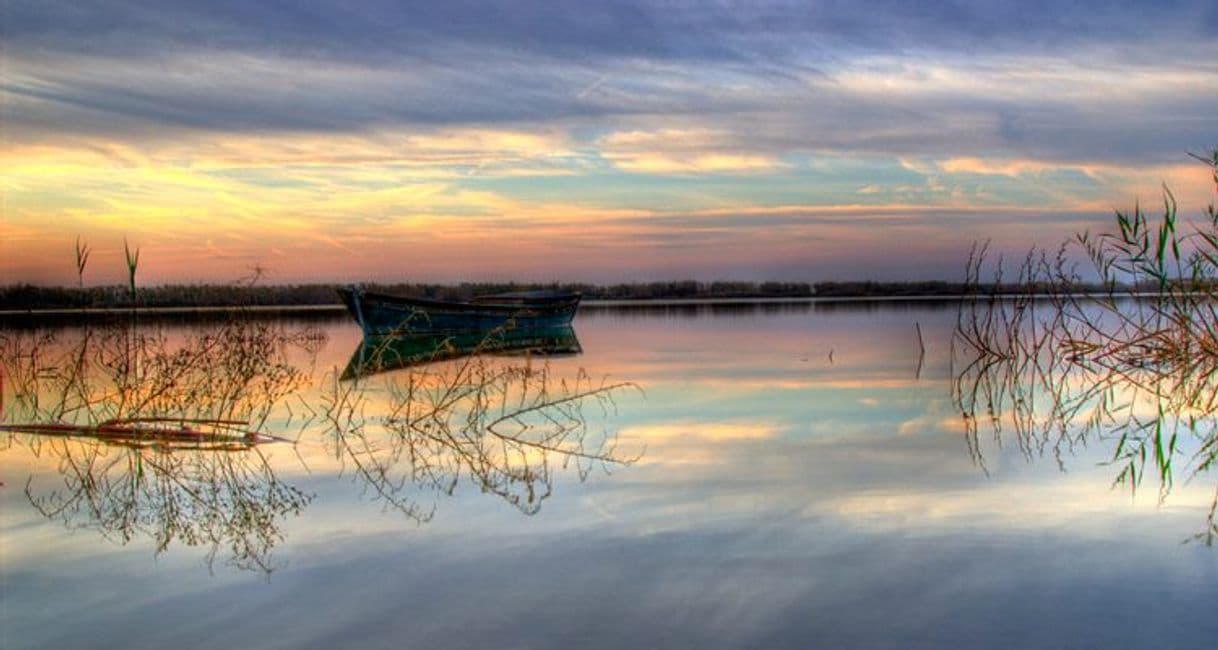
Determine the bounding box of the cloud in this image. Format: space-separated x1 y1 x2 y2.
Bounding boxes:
4 1 1217 284
6 1 1214 63
597 129 784 174
4 2 1215 166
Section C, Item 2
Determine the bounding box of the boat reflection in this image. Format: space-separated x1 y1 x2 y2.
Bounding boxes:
323 328 635 521
341 325 582 379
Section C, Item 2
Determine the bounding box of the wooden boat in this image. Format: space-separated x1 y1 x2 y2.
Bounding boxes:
341 326 582 379
337 287 581 336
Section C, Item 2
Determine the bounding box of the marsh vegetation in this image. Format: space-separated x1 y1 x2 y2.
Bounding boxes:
1 309 636 571
953 149 1218 542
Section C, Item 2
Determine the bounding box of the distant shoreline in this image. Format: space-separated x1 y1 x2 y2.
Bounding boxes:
0 279 1142 313
0 292 1171 317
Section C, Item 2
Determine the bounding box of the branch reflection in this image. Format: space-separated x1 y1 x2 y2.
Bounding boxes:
1 317 638 572
0 319 323 572
325 328 637 521
21 438 310 573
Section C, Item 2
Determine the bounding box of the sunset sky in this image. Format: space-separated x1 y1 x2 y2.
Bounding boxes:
2 1 1216 285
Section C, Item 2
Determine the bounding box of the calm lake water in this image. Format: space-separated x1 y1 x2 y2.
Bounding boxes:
3 302 1216 649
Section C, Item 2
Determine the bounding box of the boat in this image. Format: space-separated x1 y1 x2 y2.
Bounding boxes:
341 326 582 379
337 286 581 336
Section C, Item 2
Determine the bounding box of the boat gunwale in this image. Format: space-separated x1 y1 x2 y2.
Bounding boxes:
341 288 581 315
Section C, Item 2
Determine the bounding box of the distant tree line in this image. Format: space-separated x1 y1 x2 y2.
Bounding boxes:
0 279 1141 311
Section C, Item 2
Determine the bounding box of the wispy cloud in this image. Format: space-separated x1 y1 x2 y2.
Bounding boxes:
3 1 1216 283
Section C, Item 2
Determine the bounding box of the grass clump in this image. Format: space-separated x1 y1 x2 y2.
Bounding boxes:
954 147 1218 544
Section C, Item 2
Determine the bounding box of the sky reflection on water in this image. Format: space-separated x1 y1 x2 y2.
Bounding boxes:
2 303 1217 649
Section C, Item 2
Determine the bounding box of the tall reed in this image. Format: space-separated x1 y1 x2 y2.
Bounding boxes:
73 236 90 291
953 148 1218 543
123 237 140 305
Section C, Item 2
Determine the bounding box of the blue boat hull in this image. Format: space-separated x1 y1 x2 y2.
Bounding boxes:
338 288 580 336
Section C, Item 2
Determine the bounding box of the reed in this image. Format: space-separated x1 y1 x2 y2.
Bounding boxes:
0 239 334 571
0 317 321 571
953 148 1218 543
2 240 638 569
123 237 140 303
73 236 90 291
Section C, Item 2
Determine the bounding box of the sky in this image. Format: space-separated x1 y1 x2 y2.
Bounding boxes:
2 0 1216 285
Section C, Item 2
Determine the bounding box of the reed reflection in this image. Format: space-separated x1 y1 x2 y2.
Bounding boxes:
323 326 636 521
16 437 310 573
953 246 1218 543
1 315 637 571
0 318 324 572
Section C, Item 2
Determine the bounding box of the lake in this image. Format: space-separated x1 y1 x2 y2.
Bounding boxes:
2 301 1216 649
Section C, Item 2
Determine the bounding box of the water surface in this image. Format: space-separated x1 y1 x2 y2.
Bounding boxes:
2 302 1216 649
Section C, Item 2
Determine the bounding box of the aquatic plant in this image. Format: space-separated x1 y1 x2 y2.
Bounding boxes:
0 318 323 571
0 240 330 571
953 148 1218 543
123 237 140 303
73 236 90 291
0 319 319 440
